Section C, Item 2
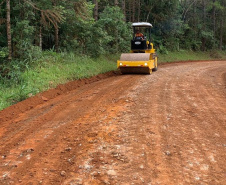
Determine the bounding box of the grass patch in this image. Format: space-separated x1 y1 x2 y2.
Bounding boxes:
0 52 117 111
158 50 226 63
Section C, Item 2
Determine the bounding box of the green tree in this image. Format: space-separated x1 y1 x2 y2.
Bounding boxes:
97 6 131 53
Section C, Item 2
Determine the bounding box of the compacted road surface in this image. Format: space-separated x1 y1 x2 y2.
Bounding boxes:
0 61 225 185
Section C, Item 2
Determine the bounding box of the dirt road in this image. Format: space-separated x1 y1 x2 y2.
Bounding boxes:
0 61 225 185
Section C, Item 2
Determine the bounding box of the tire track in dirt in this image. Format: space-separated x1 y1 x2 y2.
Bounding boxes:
0 61 225 185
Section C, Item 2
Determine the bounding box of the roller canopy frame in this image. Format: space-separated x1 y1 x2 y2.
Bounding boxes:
132 22 153 27
132 22 152 44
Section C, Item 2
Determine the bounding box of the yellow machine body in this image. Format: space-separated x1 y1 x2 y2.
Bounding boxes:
117 22 158 74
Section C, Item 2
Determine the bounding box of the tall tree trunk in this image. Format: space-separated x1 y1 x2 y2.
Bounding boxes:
213 0 216 43
146 11 151 22
201 0 206 51
54 25 59 52
219 17 223 50
52 0 59 52
121 0 126 21
114 0 119 6
202 0 206 26
192 0 197 40
128 0 132 22
6 0 12 60
39 25 42 49
132 0 135 22
137 0 141 22
183 0 196 22
93 0 98 21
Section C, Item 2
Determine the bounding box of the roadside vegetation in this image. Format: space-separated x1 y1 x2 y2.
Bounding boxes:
0 52 117 110
0 0 226 110
1 50 225 111
158 50 226 63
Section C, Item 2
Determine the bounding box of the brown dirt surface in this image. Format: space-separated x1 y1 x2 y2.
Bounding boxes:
0 61 226 185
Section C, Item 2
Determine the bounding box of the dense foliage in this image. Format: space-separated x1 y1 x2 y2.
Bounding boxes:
0 0 226 61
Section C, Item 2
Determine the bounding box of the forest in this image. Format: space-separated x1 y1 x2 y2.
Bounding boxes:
0 0 226 61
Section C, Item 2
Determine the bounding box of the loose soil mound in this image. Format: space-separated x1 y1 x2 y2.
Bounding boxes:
0 71 119 123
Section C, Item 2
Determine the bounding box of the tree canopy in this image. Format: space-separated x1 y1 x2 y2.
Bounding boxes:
0 0 225 61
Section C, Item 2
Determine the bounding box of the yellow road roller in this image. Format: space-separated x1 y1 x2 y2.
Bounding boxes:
117 22 158 74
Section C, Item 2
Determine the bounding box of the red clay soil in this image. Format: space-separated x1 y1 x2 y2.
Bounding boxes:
0 71 118 123
0 61 225 185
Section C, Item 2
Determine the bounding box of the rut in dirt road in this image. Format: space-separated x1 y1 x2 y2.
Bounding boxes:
0 61 225 185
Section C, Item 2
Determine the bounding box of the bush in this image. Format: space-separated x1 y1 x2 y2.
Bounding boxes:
0 47 8 62
96 6 131 54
